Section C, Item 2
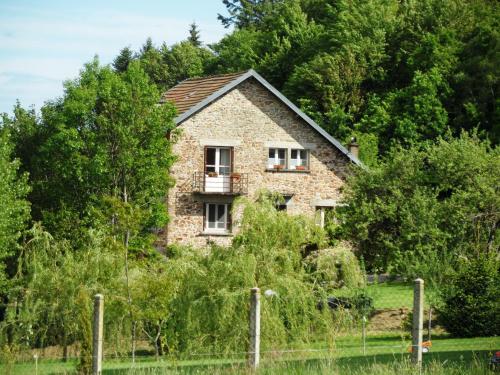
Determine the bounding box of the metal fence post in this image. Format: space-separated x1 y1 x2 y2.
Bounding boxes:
93 294 104 375
248 287 260 370
412 279 424 367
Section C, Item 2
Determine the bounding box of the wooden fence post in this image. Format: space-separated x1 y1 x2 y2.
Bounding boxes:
248 287 260 370
93 294 104 375
412 279 424 367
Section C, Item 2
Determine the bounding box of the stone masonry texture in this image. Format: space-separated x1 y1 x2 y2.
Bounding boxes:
159 78 351 248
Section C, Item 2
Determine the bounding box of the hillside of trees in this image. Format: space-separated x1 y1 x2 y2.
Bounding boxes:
121 0 498 166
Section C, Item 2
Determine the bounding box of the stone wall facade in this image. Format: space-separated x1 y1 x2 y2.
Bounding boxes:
160 78 351 248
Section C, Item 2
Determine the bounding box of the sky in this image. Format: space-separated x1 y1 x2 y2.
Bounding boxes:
0 0 230 115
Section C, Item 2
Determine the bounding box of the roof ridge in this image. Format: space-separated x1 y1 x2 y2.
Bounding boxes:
180 71 247 84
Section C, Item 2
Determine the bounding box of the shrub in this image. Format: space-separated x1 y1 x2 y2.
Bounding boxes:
304 242 364 291
437 253 500 337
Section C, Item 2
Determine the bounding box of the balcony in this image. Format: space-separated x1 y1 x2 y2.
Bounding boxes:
192 172 249 195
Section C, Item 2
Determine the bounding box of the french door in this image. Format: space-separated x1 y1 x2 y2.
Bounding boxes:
205 147 232 192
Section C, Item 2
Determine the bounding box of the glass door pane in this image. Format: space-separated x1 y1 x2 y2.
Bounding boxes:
218 148 231 176
205 148 216 173
216 204 226 229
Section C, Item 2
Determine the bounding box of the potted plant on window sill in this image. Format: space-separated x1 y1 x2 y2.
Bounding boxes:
207 171 218 177
230 172 241 182
273 164 285 170
295 165 307 171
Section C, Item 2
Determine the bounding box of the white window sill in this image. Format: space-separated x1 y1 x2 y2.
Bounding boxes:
200 231 233 237
265 168 310 173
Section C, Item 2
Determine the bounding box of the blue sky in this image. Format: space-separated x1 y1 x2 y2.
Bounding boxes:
0 0 230 115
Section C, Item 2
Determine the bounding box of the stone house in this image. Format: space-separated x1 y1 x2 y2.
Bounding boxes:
160 69 361 247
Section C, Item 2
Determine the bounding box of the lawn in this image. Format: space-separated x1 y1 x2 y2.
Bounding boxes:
333 281 415 309
4 334 498 375
365 281 414 309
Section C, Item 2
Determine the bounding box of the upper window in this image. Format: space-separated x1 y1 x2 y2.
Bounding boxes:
268 148 287 169
204 203 231 233
267 148 310 171
290 149 308 170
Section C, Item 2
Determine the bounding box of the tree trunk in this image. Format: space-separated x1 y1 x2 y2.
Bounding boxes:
154 321 163 360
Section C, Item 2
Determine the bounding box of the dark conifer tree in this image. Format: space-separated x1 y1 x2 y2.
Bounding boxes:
188 22 202 47
113 46 134 73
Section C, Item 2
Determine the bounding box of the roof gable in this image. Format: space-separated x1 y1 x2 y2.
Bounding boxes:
162 70 362 166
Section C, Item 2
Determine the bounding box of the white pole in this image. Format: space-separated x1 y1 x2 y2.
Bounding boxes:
93 294 104 375
412 279 424 367
248 287 261 370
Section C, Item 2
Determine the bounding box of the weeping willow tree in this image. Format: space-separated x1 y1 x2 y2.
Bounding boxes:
0 224 125 361
161 193 346 355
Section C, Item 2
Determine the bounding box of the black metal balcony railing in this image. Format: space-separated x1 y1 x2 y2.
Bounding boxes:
193 172 249 195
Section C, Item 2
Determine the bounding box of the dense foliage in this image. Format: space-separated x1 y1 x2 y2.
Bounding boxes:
211 0 499 158
338 133 499 282
2 60 177 251
0 129 30 327
2 195 360 358
87 0 499 165
437 254 500 337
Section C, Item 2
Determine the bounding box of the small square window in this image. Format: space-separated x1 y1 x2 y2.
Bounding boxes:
204 203 231 233
275 195 292 211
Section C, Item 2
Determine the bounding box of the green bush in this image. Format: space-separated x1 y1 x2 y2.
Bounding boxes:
304 243 364 291
437 253 500 337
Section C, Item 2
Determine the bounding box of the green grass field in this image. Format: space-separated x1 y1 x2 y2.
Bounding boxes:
334 280 415 309
4 334 498 374
365 281 415 309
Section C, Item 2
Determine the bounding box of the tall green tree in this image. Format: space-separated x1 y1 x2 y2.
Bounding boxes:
0 128 30 296
338 133 500 283
218 0 283 28
10 58 177 359
113 46 134 73
163 41 214 87
187 22 202 47
26 58 177 249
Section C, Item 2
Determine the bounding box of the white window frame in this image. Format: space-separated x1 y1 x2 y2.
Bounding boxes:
290 149 309 170
204 203 230 233
268 148 287 169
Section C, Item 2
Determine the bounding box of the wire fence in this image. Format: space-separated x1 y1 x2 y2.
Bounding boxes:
2 277 499 374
